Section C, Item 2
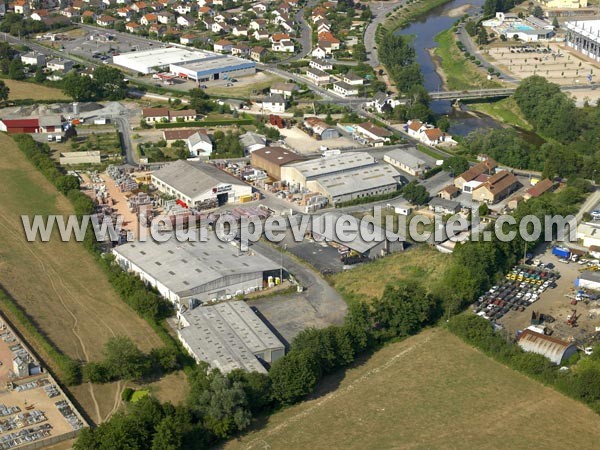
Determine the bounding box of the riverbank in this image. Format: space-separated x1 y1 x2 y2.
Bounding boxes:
377 0 454 39
467 97 532 131
433 28 502 90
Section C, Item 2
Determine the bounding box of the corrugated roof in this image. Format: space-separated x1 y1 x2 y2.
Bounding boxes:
518 329 576 365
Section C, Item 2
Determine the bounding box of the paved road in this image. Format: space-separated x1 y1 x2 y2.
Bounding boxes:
576 189 600 223
364 0 404 68
248 239 347 343
289 0 320 61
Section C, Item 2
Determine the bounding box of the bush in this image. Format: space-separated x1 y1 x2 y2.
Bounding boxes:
121 387 134 402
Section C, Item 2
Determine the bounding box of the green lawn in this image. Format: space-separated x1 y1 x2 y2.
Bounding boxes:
131 389 150 403
468 97 532 130
434 29 502 90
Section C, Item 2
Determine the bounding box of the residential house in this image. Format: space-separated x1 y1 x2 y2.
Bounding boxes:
126 22 141 32
180 33 200 44
421 128 452 146
305 67 330 85
318 31 341 50
214 39 233 53
252 28 270 41
250 46 267 62
143 108 196 123
187 131 213 158
30 9 49 21
116 7 132 18
130 1 147 12
353 122 392 146
472 170 521 204
97 15 115 26
342 72 364 85
231 44 251 57
81 10 96 23
233 25 248 37
211 21 229 33
333 81 359 97
169 109 197 122
46 58 74 73
157 11 173 23
61 7 80 18
270 32 290 43
310 59 332 71
13 0 30 15
270 82 298 99
368 92 401 114
21 52 46 66
438 185 460 200
272 39 294 52
177 15 196 27
249 19 266 30
454 158 498 191
316 19 330 33
261 94 286 113
311 46 328 59
429 197 461 214
175 3 194 14
148 24 166 37
141 13 157 25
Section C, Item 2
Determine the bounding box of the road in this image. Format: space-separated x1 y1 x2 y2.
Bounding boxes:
364 0 404 68
289 0 320 61
576 189 600 223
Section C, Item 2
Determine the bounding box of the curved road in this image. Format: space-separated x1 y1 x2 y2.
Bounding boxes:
364 0 405 68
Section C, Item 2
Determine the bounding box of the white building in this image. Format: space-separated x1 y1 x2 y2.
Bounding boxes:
21 52 46 66
272 39 294 52
306 67 330 85
240 132 266 153
261 94 286 113
353 122 392 146
566 20 600 62
178 301 286 374
383 148 428 177
187 131 213 158
151 160 252 207
333 81 359 97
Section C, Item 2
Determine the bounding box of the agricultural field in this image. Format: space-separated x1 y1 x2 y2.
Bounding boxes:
0 133 164 423
3 79 70 101
329 245 449 300
225 328 600 450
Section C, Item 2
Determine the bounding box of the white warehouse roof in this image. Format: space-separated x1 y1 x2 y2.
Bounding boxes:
287 152 376 179
113 47 213 73
179 301 285 373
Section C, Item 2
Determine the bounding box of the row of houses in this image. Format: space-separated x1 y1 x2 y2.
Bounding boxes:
20 53 74 73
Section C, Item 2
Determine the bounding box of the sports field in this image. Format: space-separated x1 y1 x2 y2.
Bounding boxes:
225 328 600 449
0 133 164 423
3 79 70 101
329 245 448 300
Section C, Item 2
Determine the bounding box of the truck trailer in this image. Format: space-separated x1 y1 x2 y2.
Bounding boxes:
552 246 571 259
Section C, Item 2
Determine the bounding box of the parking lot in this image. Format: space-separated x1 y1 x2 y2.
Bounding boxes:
482 245 600 345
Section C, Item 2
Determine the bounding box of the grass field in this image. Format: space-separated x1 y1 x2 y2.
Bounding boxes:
225 328 600 449
0 133 165 423
329 246 448 301
433 29 502 91
468 97 532 130
3 79 70 101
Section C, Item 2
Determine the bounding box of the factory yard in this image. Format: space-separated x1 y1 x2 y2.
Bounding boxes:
498 246 600 344
0 134 165 423
277 127 359 155
224 327 600 450
487 42 599 86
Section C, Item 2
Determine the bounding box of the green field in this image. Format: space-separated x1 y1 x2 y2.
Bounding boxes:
329 246 449 300
434 29 501 90
0 133 165 423
225 328 600 450
3 79 70 101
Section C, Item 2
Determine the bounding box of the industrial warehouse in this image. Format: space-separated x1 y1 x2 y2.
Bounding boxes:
279 152 402 204
112 46 256 78
177 301 285 374
112 233 283 305
151 160 253 208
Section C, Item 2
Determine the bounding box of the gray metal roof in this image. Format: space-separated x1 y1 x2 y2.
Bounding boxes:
429 197 461 212
287 152 376 179
384 148 426 170
179 301 284 373
112 232 280 297
151 160 245 199
312 164 400 199
240 131 266 149
580 271 600 283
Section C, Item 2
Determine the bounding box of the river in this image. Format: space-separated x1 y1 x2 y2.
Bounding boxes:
392 0 538 139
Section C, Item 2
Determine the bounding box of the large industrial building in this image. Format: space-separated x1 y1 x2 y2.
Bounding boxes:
151 160 252 208
280 152 401 204
112 234 283 305
112 46 256 78
177 301 285 374
565 20 600 62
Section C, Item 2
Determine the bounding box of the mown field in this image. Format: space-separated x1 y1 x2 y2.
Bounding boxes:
0 133 164 423
329 245 448 300
3 79 70 101
225 328 600 450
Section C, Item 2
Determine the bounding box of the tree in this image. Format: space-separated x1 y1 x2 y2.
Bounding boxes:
270 350 319 404
401 181 430 205
552 17 559 29
93 66 127 100
62 72 97 101
437 115 450 132
56 175 81 194
442 156 469 176
8 58 25 80
532 5 544 18
34 66 46 83
152 415 183 450
478 27 489 45
0 80 9 104
103 336 149 381
353 43 367 62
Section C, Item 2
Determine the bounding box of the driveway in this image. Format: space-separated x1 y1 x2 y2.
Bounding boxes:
248 239 347 344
